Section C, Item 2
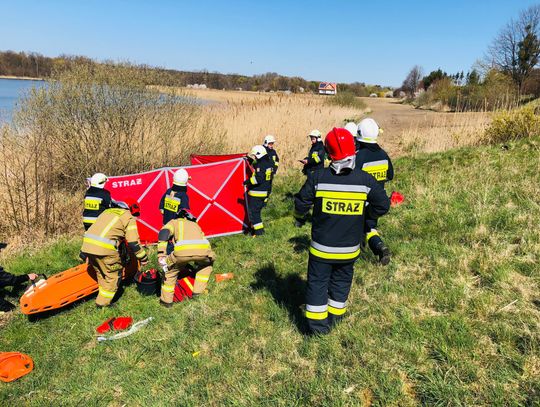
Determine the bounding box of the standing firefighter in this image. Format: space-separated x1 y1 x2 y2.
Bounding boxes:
80 199 148 307
263 135 280 173
356 118 394 265
157 209 215 307
159 169 190 226
244 145 274 236
83 173 112 230
301 129 326 175
294 128 390 334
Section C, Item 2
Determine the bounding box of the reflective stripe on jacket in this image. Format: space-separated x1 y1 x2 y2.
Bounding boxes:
294 166 390 263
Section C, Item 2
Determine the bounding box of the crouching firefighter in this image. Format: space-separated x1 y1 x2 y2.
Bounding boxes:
80 199 148 307
157 208 216 307
356 118 394 265
244 145 274 236
294 128 390 335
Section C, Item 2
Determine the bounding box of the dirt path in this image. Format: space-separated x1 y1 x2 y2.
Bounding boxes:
360 97 491 157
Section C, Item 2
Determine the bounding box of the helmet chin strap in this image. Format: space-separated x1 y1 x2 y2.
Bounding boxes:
330 155 356 174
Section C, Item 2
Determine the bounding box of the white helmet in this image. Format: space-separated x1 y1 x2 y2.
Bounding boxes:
344 122 358 138
263 135 276 145
90 173 108 188
358 118 380 143
308 129 322 140
249 145 267 160
173 168 189 186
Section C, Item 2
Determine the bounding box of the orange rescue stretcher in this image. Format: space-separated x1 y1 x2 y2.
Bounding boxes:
19 257 139 315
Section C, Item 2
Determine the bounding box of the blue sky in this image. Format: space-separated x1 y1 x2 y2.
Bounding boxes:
0 0 537 86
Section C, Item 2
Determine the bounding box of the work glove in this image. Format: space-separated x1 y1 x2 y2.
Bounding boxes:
158 257 168 273
294 219 305 228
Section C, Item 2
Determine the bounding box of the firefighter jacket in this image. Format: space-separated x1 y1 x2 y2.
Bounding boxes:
294 167 390 263
157 218 212 260
0 266 29 288
265 146 280 173
245 155 274 198
81 208 148 262
355 142 394 188
82 187 112 227
159 185 190 225
303 141 326 173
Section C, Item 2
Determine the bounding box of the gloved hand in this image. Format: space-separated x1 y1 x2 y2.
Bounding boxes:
243 179 251 186
294 219 305 228
158 257 168 273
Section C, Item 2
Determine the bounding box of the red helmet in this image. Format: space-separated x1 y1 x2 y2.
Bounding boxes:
324 128 356 161
124 198 141 217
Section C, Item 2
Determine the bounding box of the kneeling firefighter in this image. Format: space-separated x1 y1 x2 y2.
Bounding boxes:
157 209 216 307
294 128 390 334
244 145 274 236
80 199 148 307
356 118 394 265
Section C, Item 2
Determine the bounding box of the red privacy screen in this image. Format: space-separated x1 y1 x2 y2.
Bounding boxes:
107 158 249 243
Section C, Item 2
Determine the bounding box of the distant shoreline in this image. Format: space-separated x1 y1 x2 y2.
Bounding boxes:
0 75 45 81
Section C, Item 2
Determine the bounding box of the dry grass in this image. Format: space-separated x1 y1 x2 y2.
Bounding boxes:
162 87 366 170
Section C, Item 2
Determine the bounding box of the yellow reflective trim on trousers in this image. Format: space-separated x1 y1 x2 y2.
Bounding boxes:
83 237 116 251
315 191 367 200
174 244 210 252
253 223 264 230
195 274 210 282
127 225 138 231
311 152 321 163
328 305 347 316
306 310 328 320
101 215 120 237
98 287 116 298
135 250 147 259
248 190 268 197
365 230 380 242
162 284 175 293
183 278 194 291
309 246 360 260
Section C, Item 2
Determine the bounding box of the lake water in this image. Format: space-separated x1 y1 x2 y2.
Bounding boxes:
0 78 46 122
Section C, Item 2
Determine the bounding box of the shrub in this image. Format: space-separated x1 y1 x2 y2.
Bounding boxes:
482 102 540 144
325 92 366 110
0 64 223 236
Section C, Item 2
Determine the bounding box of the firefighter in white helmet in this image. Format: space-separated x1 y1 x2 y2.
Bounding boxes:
263 135 280 173
301 130 326 175
159 169 191 226
244 145 274 235
356 118 394 265
83 173 112 231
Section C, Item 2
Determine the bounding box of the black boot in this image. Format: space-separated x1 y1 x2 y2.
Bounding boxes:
376 242 391 265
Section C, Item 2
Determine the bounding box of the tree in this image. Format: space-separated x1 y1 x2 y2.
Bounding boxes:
401 65 423 96
487 5 540 91
422 68 447 90
467 69 480 86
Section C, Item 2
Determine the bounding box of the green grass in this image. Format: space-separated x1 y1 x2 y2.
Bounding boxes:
1 138 540 406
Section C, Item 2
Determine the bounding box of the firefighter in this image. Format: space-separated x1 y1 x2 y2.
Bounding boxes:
301 129 326 175
83 173 112 230
356 118 394 265
244 145 274 236
157 209 215 307
159 169 190 226
263 135 280 173
294 128 390 335
0 243 37 312
80 199 148 307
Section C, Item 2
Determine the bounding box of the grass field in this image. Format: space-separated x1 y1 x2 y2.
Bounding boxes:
1 135 539 405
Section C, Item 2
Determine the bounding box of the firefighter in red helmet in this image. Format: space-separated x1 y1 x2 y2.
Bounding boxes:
294 128 390 334
80 198 148 307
